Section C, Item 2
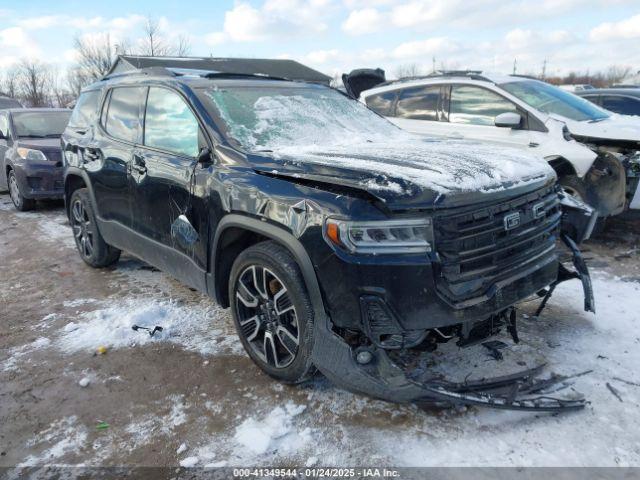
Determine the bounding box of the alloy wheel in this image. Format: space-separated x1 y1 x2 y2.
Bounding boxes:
71 198 94 259
235 265 300 368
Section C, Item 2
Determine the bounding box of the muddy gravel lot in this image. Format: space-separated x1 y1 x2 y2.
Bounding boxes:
1 192 640 471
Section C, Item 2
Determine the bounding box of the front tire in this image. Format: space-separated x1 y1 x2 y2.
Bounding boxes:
69 188 121 268
229 241 315 384
8 170 35 211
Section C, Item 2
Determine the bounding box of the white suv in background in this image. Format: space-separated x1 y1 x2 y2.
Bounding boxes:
345 70 640 218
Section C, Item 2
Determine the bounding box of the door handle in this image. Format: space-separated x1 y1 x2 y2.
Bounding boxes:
132 154 147 174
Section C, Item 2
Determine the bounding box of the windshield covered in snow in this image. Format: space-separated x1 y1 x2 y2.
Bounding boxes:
199 84 400 151
501 80 610 122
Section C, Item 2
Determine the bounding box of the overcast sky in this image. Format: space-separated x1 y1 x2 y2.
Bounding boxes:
1 0 639 78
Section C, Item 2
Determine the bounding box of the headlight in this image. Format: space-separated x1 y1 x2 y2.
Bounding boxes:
324 218 433 254
16 148 47 162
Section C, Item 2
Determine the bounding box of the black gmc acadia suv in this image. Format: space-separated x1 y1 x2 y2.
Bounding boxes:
62 67 595 411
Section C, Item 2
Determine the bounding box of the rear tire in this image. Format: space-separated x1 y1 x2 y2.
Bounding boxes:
69 188 120 268
8 170 35 211
229 240 315 384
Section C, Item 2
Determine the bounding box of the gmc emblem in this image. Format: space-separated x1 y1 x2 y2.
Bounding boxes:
504 212 521 231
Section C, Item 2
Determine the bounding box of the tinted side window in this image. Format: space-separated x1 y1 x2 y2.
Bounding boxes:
104 87 145 143
450 86 518 126
144 88 200 157
68 90 101 127
396 86 441 120
580 94 601 106
365 91 396 116
601 96 640 116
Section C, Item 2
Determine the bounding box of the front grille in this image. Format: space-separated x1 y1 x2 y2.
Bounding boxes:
434 184 561 307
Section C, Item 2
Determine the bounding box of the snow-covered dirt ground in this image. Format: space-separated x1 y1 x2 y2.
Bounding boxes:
1 193 639 469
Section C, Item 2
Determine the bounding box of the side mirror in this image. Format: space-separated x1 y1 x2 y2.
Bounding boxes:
495 112 522 129
197 146 212 164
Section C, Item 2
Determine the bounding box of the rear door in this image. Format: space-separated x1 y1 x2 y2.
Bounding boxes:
131 85 208 289
91 86 145 230
386 84 456 138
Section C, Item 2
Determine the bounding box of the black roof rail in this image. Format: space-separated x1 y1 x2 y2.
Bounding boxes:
102 66 177 80
101 66 297 83
373 70 493 88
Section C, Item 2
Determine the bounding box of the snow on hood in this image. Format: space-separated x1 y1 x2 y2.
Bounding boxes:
211 92 554 194
268 138 553 195
551 113 640 143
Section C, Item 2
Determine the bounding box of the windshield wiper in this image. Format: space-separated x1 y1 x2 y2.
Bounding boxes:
588 117 607 123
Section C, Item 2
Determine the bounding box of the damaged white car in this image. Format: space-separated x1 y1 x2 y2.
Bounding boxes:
345 70 640 220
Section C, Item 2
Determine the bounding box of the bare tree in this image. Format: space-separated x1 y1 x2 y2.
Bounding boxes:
393 63 422 79
1 67 20 99
175 34 192 57
17 60 53 107
139 16 192 56
50 67 75 107
605 65 633 86
73 33 119 82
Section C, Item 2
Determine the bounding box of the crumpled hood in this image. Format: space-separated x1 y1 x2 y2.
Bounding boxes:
249 136 556 209
553 113 640 144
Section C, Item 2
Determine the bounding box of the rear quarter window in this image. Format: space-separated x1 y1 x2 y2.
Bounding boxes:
68 90 101 128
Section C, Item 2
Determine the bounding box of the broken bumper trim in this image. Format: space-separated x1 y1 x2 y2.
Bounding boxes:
311 313 587 412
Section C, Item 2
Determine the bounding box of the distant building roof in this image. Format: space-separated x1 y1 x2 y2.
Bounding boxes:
108 55 331 84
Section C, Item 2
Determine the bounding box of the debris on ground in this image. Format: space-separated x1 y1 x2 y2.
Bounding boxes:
606 382 624 402
78 377 90 388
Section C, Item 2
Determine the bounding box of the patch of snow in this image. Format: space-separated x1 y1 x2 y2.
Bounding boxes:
63 298 100 308
55 298 241 357
78 377 90 388
2 337 51 372
176 443 188 454
18 416 88 467
233 402 309 456
36 215 75 249
179 456 199 467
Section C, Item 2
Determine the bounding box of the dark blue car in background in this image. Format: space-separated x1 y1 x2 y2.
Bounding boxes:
0 108 71 211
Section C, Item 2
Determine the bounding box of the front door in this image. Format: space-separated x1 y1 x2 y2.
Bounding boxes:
131 86 208 289
444 84 532 150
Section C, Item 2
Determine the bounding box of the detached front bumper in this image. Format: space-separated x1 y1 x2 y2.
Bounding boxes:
311 236 595 411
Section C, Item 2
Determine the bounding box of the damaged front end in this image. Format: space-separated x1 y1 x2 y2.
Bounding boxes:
311 190 596 413
571 134 640 216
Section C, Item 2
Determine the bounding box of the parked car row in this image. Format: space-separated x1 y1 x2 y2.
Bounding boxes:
344 69 640 220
